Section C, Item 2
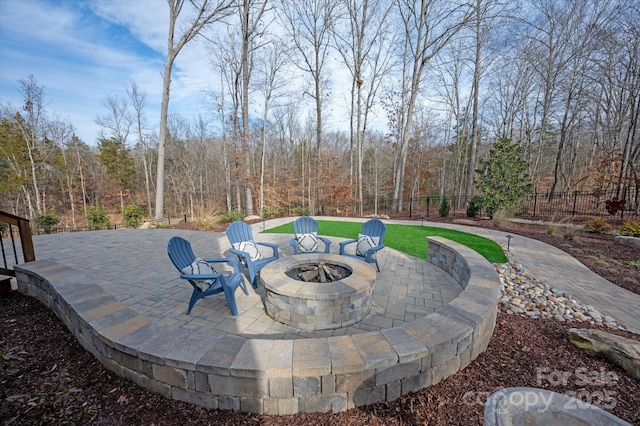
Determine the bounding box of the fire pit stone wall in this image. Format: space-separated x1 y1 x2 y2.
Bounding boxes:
261 254 377 330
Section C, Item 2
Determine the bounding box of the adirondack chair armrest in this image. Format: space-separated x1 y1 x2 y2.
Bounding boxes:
179 271 222 281
317 236 332 253
229 247 251 261
203 257 242 274
339 239 358 254
256 241 279 257
369 243 385 252
364 243 385 262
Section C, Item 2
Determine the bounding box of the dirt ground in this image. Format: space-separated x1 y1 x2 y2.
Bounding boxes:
1 217 639 425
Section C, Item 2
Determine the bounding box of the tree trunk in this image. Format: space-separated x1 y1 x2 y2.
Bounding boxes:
154 55 173 221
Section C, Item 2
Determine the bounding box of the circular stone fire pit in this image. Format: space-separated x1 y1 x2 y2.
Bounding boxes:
261 253 377 330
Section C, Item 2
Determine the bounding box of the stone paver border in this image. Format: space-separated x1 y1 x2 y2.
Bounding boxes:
14 236 500 414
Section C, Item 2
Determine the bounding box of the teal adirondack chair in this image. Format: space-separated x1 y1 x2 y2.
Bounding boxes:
226 221 279 288
289 216 332 254
167 236 248 315
338 219 386 271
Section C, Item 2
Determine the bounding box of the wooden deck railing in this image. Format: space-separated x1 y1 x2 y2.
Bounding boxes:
0 211 36 276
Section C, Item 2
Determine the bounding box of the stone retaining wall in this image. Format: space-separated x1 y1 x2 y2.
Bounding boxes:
14 236 500 415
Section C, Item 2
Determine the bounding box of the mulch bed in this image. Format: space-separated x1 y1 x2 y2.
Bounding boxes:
1 292 638 425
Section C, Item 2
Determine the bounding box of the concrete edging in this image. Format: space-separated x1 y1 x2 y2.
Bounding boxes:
14 236 501 415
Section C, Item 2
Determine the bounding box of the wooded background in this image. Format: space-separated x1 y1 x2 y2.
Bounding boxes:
1 0 638 227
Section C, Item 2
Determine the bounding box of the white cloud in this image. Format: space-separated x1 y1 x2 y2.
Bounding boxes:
0 0 387 146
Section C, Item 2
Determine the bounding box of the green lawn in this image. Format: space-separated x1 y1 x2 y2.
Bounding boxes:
262 220 507 263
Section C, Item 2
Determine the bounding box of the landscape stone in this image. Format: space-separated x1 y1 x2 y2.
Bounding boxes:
484 387 631 426
614 236 640 249
568 328 640 380
496 258 625 332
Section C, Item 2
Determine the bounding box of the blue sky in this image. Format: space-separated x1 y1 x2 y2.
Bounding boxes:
0 0 221 145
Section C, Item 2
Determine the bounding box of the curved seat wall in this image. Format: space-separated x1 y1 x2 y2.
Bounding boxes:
14 236 501 415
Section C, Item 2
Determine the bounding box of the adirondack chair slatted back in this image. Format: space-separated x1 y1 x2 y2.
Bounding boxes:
167 236 197 271
362 219 386 241
293 216 318 236
289 216 332 254
226 221 254 245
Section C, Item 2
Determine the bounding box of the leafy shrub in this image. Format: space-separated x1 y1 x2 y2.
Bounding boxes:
122 204 145 228
262 206 281 219
438 197 450 217
619 220 640 237
0 221 8 237
218 210 246 224
466 196 484 218
33 209 59 234
583 217 612 234
295 207 310 216
1 346 26 376
476 138 533 218
86 205 109 230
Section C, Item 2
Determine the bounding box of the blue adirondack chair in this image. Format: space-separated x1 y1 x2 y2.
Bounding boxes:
289 216 332 254
339 219 386 271
167 236 249 315
226 221 279 288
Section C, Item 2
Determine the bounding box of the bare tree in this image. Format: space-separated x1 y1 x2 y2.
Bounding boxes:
11 76 50 215
517 0 585 191
212 30 244 211
334 0 395 215
256 38 291 216
47 118 77 225
279 0 339 212
95 94 132 145
239 0 270 216
127 81 153 217
391 0 472 212
155 0 235 221
0 75 63 217
432 41 473 198
464 0 505 202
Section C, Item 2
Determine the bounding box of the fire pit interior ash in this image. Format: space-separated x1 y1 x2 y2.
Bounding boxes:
285 262 352 283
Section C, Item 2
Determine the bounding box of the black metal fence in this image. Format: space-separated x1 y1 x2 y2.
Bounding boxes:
3 192 637 238
311 190 638 222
